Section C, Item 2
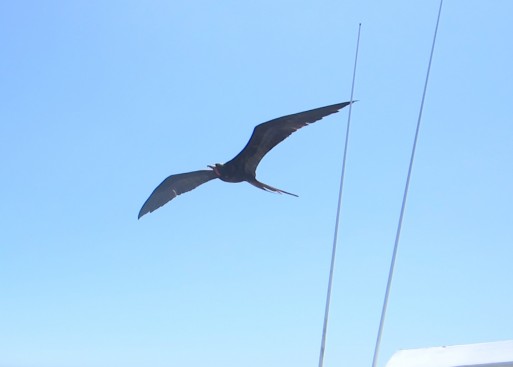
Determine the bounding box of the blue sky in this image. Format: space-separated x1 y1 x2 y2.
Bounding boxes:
1 1 512 367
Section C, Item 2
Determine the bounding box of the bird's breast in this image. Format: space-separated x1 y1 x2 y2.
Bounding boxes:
217 162 254 183
218 174 244 183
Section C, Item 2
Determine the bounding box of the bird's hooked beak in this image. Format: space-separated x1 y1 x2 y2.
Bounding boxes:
208 164 221 176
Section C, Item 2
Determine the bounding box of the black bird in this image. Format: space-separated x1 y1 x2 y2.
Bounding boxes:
138 101 352 218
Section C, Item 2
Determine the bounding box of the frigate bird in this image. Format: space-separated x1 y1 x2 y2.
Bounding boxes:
138 101 352 218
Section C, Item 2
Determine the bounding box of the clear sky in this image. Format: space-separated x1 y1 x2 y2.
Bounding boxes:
1 1 512 367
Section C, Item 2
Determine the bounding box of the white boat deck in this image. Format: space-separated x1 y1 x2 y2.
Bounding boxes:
386 340 513 367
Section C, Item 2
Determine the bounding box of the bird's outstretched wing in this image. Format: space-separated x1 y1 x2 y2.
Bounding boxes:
138 170 218 219
225 101 352 174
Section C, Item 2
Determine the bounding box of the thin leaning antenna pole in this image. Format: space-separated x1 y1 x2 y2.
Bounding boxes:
371 2 443 367
318 23 361 367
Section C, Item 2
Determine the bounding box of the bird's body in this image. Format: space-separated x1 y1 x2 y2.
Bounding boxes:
138 101 352 218
209 162 297 196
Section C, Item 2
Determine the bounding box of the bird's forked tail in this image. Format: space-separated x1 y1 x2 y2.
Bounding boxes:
249 179 298 197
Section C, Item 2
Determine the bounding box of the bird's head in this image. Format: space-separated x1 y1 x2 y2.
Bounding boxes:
208 163 223 176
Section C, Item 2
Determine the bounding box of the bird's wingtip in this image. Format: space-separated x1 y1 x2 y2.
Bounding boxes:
337 100 358 109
